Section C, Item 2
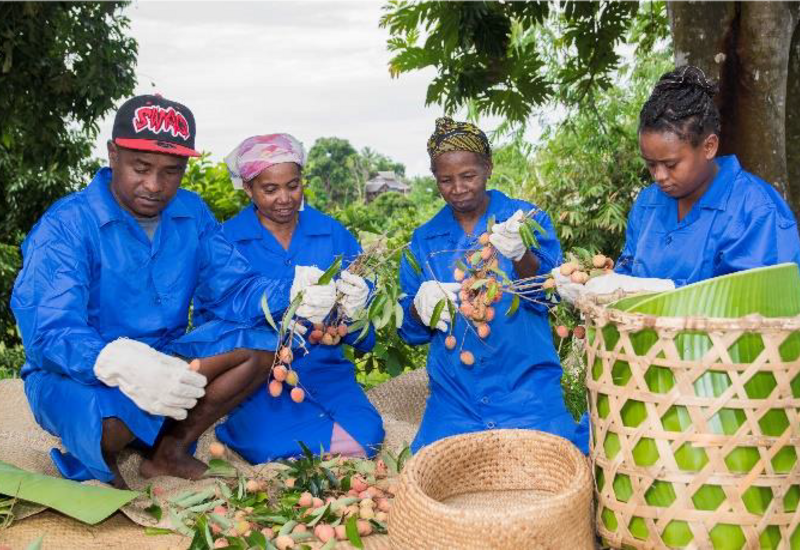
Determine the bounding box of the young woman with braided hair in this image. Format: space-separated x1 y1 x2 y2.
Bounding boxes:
556 65 800 300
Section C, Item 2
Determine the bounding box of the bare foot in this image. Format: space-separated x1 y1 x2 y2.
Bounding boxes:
102 450 130 490
140 452 208 480
109 474 130 490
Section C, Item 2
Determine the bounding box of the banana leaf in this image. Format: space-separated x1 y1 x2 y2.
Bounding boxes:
0 461 138 524
601 265 800 548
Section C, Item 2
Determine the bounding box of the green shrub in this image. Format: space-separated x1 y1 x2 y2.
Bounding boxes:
0 343 24 380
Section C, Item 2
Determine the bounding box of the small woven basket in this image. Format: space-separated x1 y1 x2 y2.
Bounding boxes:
579 294 800 549
387 428 594 550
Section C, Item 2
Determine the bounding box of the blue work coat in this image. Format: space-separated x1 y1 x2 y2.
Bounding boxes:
11 168 278 481
398 190 589 453
208 205 385 463
617 155 800 285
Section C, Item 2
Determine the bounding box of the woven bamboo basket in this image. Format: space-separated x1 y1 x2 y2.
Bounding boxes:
579 294 800 550
387 428 594 550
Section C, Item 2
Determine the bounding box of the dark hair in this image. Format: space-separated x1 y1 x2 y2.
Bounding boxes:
638 65 721 146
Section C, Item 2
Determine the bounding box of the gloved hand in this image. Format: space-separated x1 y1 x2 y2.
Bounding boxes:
413 281 461 331
584 272 675 296
290 265 336 324
336 270 370 319
551 267 584 305
553 268 675 305
489 210 527 261
94 338 207 420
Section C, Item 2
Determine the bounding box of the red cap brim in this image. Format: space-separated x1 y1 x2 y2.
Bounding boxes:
115 138 201 157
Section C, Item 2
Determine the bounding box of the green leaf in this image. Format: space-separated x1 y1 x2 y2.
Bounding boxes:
144 503 162 522
25 536 43 550
506 294 520 317
456 260 469 272
470 279 488 290
204 459 237 479
281 292 304 337
261 293 278 332
354 319 371 345
470 251 482 266
525 216 546 237
486 282 497 303
490 265 510 282
446 298 456 332
168 507 193 537
318 256 343 286
279 519 298 536
397 447 412 473
345 514 364 549
519 223 535 249
246 530 267 548
429 298 446 330
145 527 175 536
0 461 137 525
395 302 405 329
402 247 422 276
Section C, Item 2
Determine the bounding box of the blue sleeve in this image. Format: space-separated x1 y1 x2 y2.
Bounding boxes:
10 218 105 385
194 204 290 323
615 194 643 276
398 234 434 346
339 226 375 353
717 205 800 275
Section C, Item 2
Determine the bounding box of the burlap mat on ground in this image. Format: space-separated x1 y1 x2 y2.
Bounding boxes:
0 370 430 549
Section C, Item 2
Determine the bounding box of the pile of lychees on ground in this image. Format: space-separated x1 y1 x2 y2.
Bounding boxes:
146 443 410 550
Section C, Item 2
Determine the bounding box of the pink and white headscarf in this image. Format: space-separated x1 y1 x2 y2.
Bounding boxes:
224 133 306 189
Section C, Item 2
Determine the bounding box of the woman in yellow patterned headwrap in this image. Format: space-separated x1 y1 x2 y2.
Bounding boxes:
397 117 589 453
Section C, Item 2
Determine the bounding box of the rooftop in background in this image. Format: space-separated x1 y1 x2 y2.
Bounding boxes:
365 171 410 202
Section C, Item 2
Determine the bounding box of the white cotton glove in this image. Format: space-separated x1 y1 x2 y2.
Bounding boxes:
413 281 461 332
489 210 527 261
290 265 337 324
584 273 675 296
94 338 207 421
336 270 370 319
552 269 675 305
552 267 585 305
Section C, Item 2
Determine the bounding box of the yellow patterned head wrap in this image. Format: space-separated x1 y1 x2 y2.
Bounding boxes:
427 117 491 161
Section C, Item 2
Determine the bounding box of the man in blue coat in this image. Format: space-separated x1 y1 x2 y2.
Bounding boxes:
11 95 336 485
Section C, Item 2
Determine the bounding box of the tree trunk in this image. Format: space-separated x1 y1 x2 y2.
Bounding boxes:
668 2 799 215
787 5 800 211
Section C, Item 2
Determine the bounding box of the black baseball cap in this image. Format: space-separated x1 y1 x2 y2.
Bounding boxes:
112 94 200 157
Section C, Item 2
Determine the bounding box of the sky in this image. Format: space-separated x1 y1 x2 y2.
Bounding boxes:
94 1 528 177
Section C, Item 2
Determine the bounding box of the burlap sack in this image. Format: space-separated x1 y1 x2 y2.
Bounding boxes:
0 370 431 549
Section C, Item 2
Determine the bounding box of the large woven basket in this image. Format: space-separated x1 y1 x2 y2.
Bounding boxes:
580 295 800 549
387 428 594 550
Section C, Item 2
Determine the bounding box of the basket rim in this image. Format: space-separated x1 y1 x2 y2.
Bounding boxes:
577 293 800 332
400 429 592 520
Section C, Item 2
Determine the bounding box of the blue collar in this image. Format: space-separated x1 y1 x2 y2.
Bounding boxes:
85 167 194 226
645 155 740 211
421 189 510 239
226 204 332 241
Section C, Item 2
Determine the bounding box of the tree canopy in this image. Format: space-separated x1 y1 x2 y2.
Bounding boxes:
0 2 137 347
0 2 138 239
380 1 662 123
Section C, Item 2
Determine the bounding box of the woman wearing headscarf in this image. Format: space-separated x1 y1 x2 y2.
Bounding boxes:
193 134 384 462
555 65 800 301
397 118 589 453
